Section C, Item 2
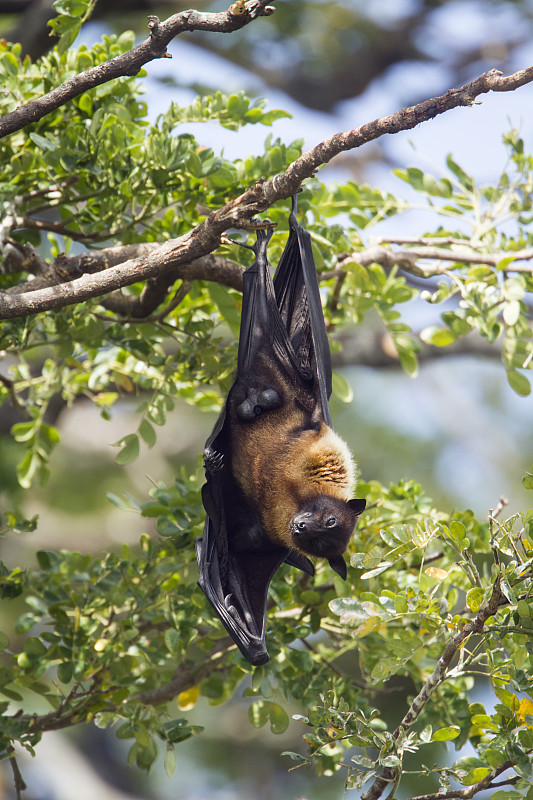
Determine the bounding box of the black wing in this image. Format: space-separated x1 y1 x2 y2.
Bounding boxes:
196 199 331 666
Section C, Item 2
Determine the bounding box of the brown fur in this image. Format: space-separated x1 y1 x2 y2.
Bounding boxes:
230 379 355 552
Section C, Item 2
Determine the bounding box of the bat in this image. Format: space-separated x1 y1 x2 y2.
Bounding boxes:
196 198 365 666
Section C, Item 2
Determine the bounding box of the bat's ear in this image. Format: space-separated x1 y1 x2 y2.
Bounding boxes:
284 551 315 576
348 498 366 515
328 554 347 581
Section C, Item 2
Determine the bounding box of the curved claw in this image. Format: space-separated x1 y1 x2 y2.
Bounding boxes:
204 447 224 473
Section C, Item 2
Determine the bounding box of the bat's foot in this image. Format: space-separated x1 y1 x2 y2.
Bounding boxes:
236 388 281 421
224 594 237 615
204 447 224 472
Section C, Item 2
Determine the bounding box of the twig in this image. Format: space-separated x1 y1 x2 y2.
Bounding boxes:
347 244 533 277
489 496 509 520
150 280 192 322
407 761 516 800
299 638 402 694
8 753 27 800
132 642 231 706
0 373 29 416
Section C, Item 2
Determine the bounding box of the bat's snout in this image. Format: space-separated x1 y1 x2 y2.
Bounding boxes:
291 512 322 537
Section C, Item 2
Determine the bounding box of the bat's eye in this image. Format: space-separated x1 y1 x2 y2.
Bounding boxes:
297 521 306 530
325 517 336 528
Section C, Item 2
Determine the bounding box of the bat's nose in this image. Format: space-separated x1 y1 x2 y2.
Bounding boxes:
291 512 317 535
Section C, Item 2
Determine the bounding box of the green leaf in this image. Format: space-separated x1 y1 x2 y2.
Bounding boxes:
114 434 140 465
506 369 531 397
470 714 498 731
209 283 241 338
164 747 176 778
331 372 353 403
281 751 307 762
164 629 180 656
29 133 58 152
420 326 456 347
432 725 460 741
445 155 473 191
380 755 401 768
522 470 533 490
466 587 484 613
248 700 269 729
16 452 39 489
57 661 74 684
139 419 156 448
502 276 526 300
503 300 520 326
11 422 36 442
269 702 289 734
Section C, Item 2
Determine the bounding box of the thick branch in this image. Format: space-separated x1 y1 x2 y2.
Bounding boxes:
0 2 275 139
0 235 244 318
2 65 533 319
361 578 503 800
5 242 243 313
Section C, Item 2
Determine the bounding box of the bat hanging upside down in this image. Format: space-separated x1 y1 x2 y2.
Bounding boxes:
196 198 365 665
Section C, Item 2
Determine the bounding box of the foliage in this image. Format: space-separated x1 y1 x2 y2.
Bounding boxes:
0 3 533 799
285 483 533 794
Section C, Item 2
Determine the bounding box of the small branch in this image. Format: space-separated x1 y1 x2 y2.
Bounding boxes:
8 753 27 800
0 373 29 416
489 496 509 520
349 243 533 277
0 2 275 139
132 642 230 706
150 280 192 321
408 762 516 800
16 215 100 241
361 577 503 800
299 638 371 690
326 267 347 316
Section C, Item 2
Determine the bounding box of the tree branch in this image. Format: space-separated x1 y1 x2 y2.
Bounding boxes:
370 241 533 276
0 2 275 139
408 762 516 800
1 64 533 320
361 577 504 800
410 761 518 800
4 240 244 320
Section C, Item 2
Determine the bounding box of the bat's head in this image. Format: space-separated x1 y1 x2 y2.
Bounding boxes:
289 495 366 562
